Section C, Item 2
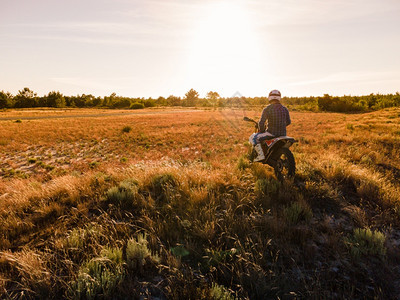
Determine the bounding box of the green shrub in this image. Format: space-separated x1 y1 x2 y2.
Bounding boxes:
126 233 160 270
130 102 145 109
254 178 279 197
65 228 86 249
101 247 123 264
251 163 270 179
345 228 386 258
255 178 268 198
170 245 190 258
70 248 125 299
119 178 139 190
151 173 178 197
89 161 99 169
106 179 138 208
236 155 250 171
65 224 103 250
205 248 237 267
210 283 237 300
106 186 130 205
122 126 132 133
28 157 37 164
284 201 313 225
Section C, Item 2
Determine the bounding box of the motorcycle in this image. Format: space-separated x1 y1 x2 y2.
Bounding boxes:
243 116 296 181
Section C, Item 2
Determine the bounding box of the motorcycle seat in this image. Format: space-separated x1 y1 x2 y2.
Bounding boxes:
259 135 276 141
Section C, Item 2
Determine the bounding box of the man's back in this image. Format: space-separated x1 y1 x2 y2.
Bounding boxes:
259 103 291 137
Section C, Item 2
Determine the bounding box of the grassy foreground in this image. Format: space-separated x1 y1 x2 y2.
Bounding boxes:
1 108 400 299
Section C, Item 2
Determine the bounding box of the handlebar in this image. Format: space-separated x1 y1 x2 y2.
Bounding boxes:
243 117 259 131
243 116 257 124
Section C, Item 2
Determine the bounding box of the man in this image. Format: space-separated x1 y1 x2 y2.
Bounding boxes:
253 90 291 162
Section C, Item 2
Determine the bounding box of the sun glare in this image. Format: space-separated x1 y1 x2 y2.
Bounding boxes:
185 1 265 96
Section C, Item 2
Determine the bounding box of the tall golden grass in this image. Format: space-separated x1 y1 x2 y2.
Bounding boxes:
1 107 400 298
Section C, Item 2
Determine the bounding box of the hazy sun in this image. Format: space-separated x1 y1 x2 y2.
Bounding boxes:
185 1 264 96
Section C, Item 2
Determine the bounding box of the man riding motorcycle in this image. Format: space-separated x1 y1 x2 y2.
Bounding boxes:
253 90 291 162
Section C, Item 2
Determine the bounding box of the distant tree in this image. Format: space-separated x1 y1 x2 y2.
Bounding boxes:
395 92 400 106
156 96 167 106
0 91 13 108
253 96 268 106
83 95 101 107
44 91 66 107
167 95 181 106
317 94 364 112
206 91 220 108
184 89 199 107
91 96 102 107
64 96 73 107
144 98 156 107
367 93 378 108
112 97 131 108
71 94 95 108
83 94 95 107
225 96 244 108
103 93 117 107
14 87 37 108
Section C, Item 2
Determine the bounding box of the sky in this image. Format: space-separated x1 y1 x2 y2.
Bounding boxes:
1 0 400 98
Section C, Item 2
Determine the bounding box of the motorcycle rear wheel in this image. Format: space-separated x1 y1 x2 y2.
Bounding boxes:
273 147 295 181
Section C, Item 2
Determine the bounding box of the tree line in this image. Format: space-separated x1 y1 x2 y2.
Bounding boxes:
285 93 400 112
1 87 399 112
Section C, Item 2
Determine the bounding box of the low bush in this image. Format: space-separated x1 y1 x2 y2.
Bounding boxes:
64 224 106 262
69 247 125 299
65 228 86 249
28 157 37 164
106 179 138 209
101 247 124 264
150 173 178 201
130 102 145 109
284 201 313 225
345 228 386 258
254 177 279 198
126 233 160 271
170 245 190 258
122 126 132 133
210 283 238 300
236 155 250 171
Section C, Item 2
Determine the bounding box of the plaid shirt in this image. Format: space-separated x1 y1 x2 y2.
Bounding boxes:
258 103 291 136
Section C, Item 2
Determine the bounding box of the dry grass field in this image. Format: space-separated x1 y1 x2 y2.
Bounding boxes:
1 107 400 299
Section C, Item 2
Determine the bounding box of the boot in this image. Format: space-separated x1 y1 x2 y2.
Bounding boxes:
254 144 265 162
